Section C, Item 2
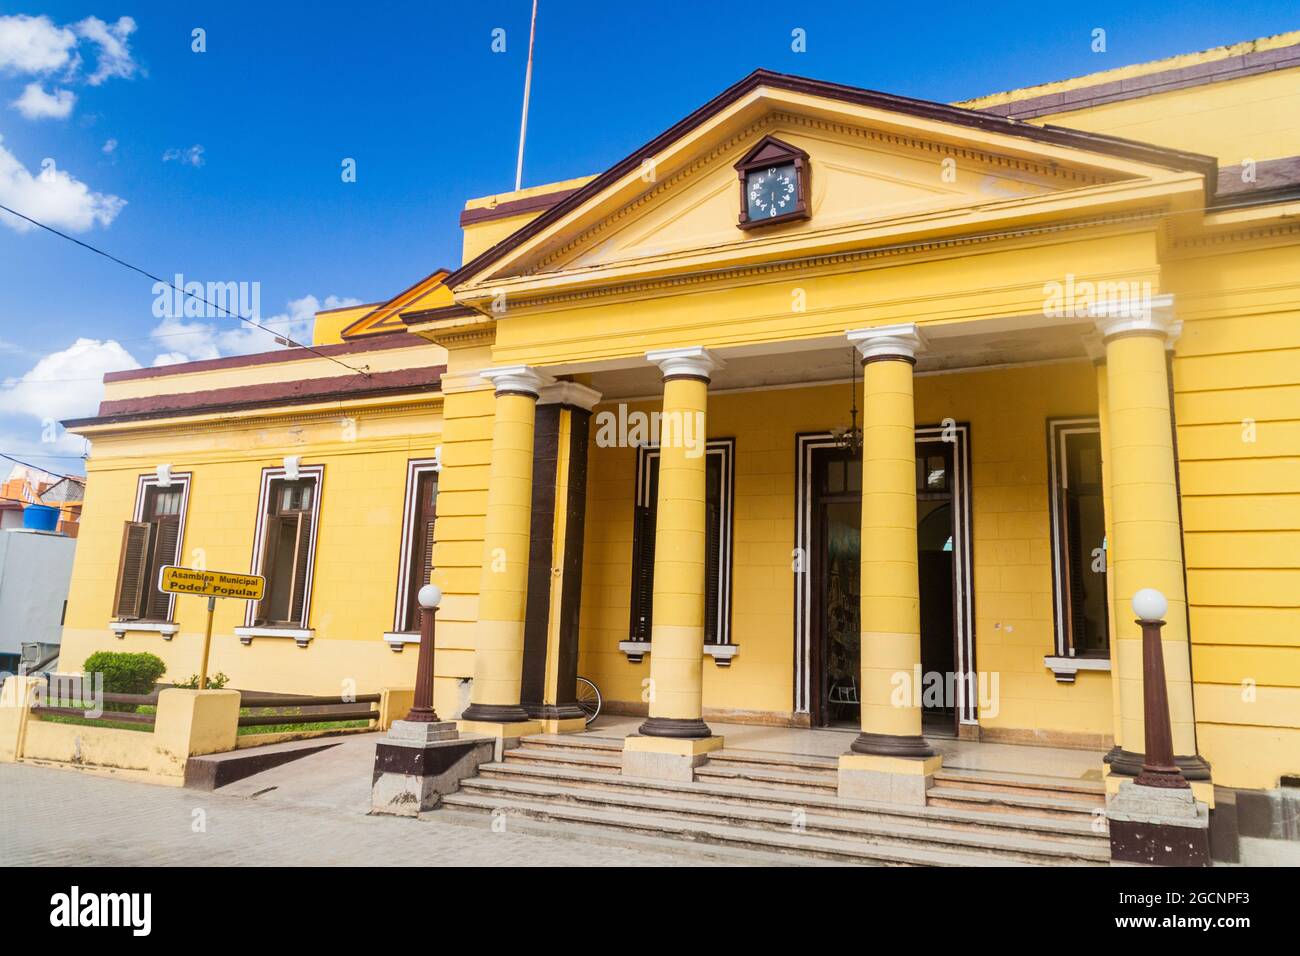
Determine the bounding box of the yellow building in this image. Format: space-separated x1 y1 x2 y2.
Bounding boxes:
62 33 1299 841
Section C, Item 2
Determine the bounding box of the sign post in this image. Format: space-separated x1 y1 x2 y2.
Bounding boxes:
158 567 265 690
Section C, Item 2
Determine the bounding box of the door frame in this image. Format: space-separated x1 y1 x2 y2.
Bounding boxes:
793 424 976 727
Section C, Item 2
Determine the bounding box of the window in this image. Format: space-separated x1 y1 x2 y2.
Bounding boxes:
1048 419 1109 657
393 459 439 633
629 439 734 645
113 474 190 622
247 466 323 628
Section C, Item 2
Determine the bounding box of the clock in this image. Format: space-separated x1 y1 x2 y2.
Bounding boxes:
735 135 810 229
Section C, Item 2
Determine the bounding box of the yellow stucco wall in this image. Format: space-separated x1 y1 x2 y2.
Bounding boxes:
61 402 444 702
1167 239 1300 789
578 362 1113 741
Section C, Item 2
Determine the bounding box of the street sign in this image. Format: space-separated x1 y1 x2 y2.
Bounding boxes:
159 566 265 601
157 566 266 689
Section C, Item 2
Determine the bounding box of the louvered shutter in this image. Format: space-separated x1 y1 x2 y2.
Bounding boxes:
254 516 283 626
144 514 181 621
113 521 153 621
289 513 313 625
704 497 721 644
404 474 438 631
629 504 656 640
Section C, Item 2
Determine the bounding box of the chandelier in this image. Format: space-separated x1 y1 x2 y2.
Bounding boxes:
830 347 863 453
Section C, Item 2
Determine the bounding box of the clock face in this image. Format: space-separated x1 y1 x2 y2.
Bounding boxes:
746 162 799 221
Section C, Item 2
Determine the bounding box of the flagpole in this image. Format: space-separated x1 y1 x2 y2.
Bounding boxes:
514 0 539 192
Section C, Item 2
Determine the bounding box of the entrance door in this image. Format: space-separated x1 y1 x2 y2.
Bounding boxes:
810 438 961 734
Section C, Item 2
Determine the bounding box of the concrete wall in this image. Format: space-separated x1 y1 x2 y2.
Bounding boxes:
0 530 76 656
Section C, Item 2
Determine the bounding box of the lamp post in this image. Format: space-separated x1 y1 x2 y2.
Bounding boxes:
1131 588 1187 790
404 584 442 723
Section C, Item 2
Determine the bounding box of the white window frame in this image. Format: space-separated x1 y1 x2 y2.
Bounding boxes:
390 456 441 636
1046 417 1108 661
243 464 324 629
120 470 192 624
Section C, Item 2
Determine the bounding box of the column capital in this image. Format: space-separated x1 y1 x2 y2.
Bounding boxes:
538 381 602 411
645 346 723 381
1090 293 1179 344
847 323 926 362
479 364 555 398
1082 332 1107 364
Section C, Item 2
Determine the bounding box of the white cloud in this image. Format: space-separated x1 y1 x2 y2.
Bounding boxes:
74 16 137 86
148 294 362 362
162 144 204 167
11 81 75 119
0 14 77 75
0 337 139 423
0 136 126 232
102 137 117 154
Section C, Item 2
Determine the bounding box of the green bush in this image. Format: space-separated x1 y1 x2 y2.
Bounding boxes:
172 672 230 690
83 651 167 712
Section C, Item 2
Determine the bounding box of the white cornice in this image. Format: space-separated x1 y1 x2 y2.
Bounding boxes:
645 346 724 379
847 323 926 361
478 365 555 397
539 381 603 411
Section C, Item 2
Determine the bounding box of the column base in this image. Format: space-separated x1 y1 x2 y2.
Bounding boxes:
849 731 935 758
524 703 587 734
460 702 532 724
456 719 543 748
838 752 942 806
371 735 495 817
538 717 588 734
637 716 713 739
622 734 723 782
1105 765 1215 808
1106 779 1211 866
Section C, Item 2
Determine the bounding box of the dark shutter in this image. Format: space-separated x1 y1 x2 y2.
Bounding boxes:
143 514 181 621
254 516 283 626
113 521 153 621
289 513 313 625
1064 494 1086 651
704 498 721 644
405 473 438 631
629 503 656 641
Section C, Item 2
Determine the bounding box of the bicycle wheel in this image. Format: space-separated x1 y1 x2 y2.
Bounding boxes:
575 676 601 725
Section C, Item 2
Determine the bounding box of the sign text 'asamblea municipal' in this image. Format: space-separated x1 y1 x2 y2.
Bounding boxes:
158 566 265 601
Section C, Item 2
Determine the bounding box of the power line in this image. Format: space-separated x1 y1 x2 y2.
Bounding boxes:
0 202 371 379
0 452 81 480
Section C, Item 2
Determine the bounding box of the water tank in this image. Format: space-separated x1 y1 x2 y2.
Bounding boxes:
21 504 60 532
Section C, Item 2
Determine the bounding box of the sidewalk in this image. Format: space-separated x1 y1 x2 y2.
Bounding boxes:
0 761 717 867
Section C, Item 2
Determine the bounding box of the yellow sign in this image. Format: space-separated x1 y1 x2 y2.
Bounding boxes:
158 566 265 601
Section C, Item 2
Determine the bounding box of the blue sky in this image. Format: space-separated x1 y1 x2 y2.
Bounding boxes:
0 1 1296 475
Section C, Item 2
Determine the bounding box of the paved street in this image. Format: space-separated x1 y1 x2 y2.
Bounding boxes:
0 760 735 867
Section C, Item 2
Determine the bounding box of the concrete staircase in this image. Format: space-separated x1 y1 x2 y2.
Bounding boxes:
439 734 1111 866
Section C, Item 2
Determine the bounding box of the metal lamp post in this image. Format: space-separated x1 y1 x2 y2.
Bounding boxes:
1131 588 1188 790
404 583 442 723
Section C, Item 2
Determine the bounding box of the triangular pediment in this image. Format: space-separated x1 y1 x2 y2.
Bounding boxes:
449 71 1213 293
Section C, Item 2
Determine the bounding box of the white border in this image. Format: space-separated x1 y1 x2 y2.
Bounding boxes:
391 458 441 634
243 464 324 629
1046 418 1104 659
124 471 192 623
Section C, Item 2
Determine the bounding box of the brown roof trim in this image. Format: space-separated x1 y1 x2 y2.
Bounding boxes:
316 300 384 315
104 332 428 384
444 68 1218 290
1214 155 1300 199
976 44 1300 120
459 188 583 226
400 304 481 326
65 366 445 428
339 268 453 340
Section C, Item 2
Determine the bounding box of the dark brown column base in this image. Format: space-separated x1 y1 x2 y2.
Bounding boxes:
638 716 712 739
524 702 586 722
850 732 935 758
459 703 532 724
1108 749 1213 781
1109 818 1210 867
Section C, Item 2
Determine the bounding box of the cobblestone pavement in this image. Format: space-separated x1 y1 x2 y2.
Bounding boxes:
0 763 725 867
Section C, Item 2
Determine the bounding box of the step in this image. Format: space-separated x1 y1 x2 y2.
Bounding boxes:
517 733 623 753
694 763 839 794
705 748 840 776
503 747 623 773
926 785 1105 821
935 767 1106 802
475 761 1106 844
440 791 1037 867
457 776 1109 865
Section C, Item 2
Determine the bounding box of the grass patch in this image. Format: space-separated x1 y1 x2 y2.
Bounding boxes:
236 719 370 736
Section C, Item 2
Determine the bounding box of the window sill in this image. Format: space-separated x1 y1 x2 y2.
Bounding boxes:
110 621 179 640
234 626 313 648
383 632 420 652
704 643 739 667
618 640 650 663
1044 654 1111 683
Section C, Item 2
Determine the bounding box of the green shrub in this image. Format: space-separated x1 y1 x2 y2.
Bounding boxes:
172 672 230 690
83 651 167 712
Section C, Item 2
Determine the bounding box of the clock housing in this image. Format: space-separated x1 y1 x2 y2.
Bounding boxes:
735 135 811 230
